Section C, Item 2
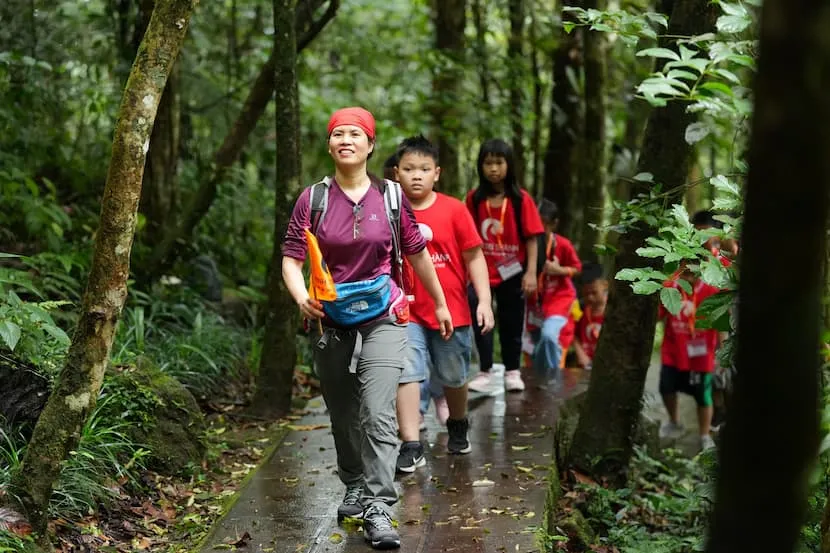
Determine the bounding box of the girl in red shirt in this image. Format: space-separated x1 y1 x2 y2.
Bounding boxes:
465 139 545 393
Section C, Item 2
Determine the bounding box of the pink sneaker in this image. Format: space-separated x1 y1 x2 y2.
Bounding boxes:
467 372 492 393
504 370 525 392
433 396 450 426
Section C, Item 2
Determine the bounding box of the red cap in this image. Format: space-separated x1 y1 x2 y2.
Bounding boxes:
327 107 376 140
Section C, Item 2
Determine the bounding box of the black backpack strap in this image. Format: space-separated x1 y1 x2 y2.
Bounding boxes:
309 177 333 234
382 179 403 284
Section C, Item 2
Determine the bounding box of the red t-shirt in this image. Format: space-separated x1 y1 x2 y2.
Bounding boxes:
539 233 582 318
660 278 720 373
575 307 604 361
465 189 545 286
407 193 482 330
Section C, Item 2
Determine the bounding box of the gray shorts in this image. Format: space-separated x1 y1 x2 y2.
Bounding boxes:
401 323 473 387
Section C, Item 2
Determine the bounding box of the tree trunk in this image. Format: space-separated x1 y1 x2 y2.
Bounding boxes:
430 0 466 196
471 0 490 138
567 0 716 486
142 0 338 281
249 0 301 419
508 0 526 188
529 7 544 199
140 61 181 244
10 0 196 537
684 159 702 215
576 0 608 260
707 0 829 550
543 0 582 234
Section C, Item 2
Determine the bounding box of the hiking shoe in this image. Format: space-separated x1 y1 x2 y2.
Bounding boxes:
363 504 400 549
701 434 716 451
433 395 450 426
336 484 363 521
396 441 426 474
447 417 472 455
468 372 492 393
659 420 686 440
504 370 526 392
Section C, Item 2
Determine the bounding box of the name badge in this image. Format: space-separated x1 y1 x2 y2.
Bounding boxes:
687 338 708 358
496 256 523 280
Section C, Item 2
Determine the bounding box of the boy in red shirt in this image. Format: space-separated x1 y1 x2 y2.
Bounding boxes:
394 136 495 472
529 199 582 383
574 267 607 370
658 264 720 451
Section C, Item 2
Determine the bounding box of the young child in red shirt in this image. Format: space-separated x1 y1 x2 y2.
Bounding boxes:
394 135 495 473
658 263 720 451
574 266 607 370
529 199 582 384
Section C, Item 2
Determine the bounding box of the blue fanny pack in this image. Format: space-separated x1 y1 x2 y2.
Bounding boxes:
323 274 392 327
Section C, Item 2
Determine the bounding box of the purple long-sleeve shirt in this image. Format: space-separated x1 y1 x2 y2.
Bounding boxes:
282 180 426 284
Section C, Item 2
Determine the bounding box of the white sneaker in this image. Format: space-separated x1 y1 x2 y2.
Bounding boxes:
659 420 686 440
700 434 716 451
433 396 450 426
468 372 492 393
504 370 525 392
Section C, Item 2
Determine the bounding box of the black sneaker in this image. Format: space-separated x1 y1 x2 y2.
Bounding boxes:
363 504 401 549
336 484 363 521
447 417 471 455
395 441 426 473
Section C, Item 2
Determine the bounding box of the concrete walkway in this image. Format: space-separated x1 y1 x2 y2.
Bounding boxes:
199 365 586 553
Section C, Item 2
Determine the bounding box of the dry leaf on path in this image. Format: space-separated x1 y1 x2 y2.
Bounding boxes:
472 479 495 487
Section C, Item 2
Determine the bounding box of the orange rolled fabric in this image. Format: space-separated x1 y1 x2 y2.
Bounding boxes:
305 228 337 302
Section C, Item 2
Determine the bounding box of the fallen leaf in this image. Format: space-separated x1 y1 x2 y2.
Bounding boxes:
511 445 531 451
287 424 330 431
0 508 32 537
225 531 252 547
403 519 421 525
524 511 536 518
329 532 344 543
472 479 495 487
515 466 533 474
570 469 598 486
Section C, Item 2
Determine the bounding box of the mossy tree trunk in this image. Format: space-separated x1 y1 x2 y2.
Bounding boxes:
543 0 582 234
528 8 545 199
10 0 197 538
576 0 608 259
142 0 338 281
508 0 526 187
430 0 466 196
567 0 716 486
249 0 301 419
708 0 829 550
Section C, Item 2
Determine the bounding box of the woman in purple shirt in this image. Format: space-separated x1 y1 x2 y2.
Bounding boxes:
282 107 451 550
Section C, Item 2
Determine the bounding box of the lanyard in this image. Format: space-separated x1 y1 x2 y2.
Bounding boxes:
487 198 508 247
537 232 558 293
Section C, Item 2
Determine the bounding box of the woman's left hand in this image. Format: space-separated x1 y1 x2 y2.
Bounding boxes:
435 304 454 340
522 271 537 297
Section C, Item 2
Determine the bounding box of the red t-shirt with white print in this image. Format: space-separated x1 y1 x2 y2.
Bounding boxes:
539 233 582 318
659 278 720 373
576 307 605 361
465 189 545 286
408 193 482 329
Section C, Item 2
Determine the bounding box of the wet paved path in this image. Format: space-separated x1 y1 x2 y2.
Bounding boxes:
201 366 586 553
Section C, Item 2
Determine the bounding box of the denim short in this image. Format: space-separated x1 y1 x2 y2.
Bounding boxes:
400 323 473 387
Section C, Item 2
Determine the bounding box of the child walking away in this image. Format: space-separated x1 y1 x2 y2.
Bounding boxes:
529 200 581 385
658 263 720 451
574 264 607 370
466 139 545 393
395 136 495 472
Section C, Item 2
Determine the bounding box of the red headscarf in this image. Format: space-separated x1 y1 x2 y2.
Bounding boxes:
327 107 376 140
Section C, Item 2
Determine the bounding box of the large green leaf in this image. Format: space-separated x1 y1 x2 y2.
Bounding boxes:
660 286 683 316
0 320 22 351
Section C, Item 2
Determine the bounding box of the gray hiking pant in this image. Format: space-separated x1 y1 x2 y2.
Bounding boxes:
314 320 405 514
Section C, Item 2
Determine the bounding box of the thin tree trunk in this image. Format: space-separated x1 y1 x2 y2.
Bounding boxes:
10 0 196 537
508 0 526 188
577 0 608 259
707 0 829 550
684 159 702 215
431 0 466 196
142 0 338 281
472 0 490 134
543 0 582 234
529 6 544 199
249 0 301 418
140 61 181 244
567 0 716 486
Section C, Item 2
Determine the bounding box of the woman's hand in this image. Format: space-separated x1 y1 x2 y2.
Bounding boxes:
435 304 454 340
299 296 325 320
522 270 537 296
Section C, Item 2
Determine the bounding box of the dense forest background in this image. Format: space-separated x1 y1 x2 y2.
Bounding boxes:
1 0 828 552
